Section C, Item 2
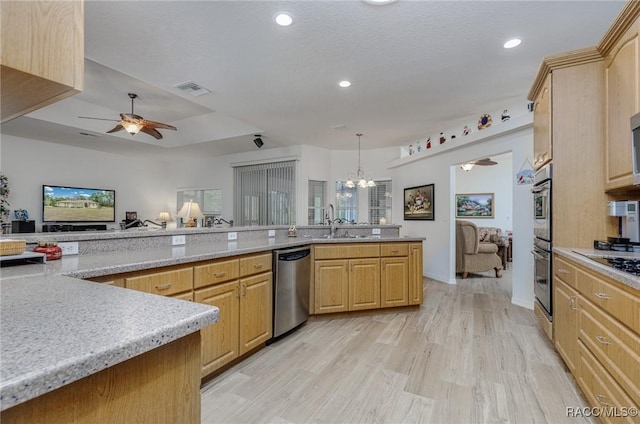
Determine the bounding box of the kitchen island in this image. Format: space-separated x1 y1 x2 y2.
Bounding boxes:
1 226 424 422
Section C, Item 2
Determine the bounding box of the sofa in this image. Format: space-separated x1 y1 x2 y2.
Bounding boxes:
455 220 502 279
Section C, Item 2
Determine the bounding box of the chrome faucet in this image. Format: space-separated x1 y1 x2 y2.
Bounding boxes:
326 203 336 237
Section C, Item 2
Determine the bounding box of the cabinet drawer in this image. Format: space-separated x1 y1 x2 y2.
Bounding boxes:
239 253 272 277
314 244 380 259
126 268 193 297
194 258 239 288
380 243 408 257
579 298 640 406
578 268 640 334
578 341 639 424
554 256 577 289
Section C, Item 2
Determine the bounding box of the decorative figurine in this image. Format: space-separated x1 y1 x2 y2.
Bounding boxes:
408 144 414 155
451 134 456 140
416 142 422 153
462 125 471 136
426 137 432 149
501 109 510 121
439 132 446 144
478 114 492 130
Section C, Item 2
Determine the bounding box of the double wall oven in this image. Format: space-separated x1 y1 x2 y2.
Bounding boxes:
532 163 552 319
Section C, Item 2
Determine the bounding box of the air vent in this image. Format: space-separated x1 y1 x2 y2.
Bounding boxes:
173 81 211 97
78 131 100 138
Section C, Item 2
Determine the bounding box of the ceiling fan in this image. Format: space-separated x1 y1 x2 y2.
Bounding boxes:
460 158 497 171
79 93 177 140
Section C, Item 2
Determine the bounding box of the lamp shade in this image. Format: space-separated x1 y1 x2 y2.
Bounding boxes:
156 211 173 222
177 200 205 219
608 201 627 217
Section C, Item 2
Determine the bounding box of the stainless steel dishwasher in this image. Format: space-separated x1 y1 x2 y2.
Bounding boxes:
272 245 311 340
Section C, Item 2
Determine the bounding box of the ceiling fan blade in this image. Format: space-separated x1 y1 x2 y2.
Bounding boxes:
143 120 177 131
470 158 497 166
78 116 120 122
106 124 125 134
139 126 163 140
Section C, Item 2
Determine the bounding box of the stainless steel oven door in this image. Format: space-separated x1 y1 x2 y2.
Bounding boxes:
532 180 551 242
532 244 552 319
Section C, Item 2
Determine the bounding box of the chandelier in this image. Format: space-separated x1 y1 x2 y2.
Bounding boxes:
345 133 376 188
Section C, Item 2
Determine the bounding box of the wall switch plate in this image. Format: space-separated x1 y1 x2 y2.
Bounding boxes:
228 232 238 241
268 230 275 238
58 242 79 255
372 228 381 235
172 235 186 246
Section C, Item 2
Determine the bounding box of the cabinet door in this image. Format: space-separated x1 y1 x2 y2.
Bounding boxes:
408 243 423 305
533 73 552 170
349 258 380 311
381 257 408 308
605 28 639 190
194 281 240 376
554 277 579 374
239 272 272 355
314 260 349 314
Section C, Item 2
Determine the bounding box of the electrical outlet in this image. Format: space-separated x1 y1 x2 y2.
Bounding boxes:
372 228 381 235
172 235 186 246
227 232 238 241
268 230 275 238
58 242 79 256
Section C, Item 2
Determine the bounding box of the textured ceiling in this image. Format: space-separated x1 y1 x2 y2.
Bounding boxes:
0 0 626 158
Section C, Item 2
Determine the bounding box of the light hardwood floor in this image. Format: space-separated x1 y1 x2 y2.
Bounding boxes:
201 267 593 423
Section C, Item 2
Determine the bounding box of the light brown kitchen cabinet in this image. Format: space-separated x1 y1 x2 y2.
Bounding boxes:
552 253 640 419
380 257 408 308
408 243 424 305
1 0 84 122
193 254 272 377
349 258 381 311
125 267 194 299
602 6 640 191
533 72 552 170
314 259 350 314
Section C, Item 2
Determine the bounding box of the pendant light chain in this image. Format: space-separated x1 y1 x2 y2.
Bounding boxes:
345 133 375 188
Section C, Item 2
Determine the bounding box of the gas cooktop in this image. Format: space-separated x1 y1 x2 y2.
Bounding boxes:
590 256 640 277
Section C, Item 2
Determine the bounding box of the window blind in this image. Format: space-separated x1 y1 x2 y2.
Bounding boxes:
233 160 296 226
369 180 392 224
335 182 358 223
308 180 326 225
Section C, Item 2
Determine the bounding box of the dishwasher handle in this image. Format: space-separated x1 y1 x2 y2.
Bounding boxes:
277 248 311 262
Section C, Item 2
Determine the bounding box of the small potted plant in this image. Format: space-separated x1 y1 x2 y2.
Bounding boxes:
0 173 10 234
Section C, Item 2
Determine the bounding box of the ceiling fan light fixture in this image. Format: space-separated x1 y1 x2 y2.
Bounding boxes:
124 121 143 135
460 163 475 171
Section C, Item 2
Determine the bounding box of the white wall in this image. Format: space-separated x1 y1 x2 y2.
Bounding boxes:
455 154 513 231
0 135 174 229
390 127 534 309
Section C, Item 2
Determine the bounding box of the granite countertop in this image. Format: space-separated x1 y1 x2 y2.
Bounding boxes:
553 247 640 291
0 275 218 411
0 234 423 410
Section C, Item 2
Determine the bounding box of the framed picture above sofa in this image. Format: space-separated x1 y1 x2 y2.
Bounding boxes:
455 193 494 218
404 184 434 220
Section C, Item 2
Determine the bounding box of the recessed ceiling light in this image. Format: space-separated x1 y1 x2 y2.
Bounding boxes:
339 81 351 88
275 12 293 27
363 0 398 5
503 38 522 49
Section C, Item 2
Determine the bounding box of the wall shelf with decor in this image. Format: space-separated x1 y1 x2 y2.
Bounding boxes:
386 114 532 169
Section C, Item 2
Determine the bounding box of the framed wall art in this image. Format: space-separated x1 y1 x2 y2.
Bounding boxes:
404 184 434 221
455 193 494 218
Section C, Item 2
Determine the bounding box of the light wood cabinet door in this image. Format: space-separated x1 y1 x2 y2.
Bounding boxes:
408 243 423 305
381 257 408 308
1 0 84 122
195 281 240 376
239 272 272 355
314 260 349 314
554 277 580 374
605 24 640 190
125 267 193 297
349 258 380 311
533 72 552 170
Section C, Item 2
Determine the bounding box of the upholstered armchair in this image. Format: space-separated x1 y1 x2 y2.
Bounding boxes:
477 226 510 269
455 220 502 279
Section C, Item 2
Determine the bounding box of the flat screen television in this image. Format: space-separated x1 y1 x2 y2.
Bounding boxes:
43 185 115 223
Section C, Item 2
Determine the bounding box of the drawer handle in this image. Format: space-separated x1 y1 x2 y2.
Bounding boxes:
557 268 570 274
594 292 611 300
391 249 399 253
595 336 612 345
155 283 172 291
595 394 613 406
253 263 263 269
214 271 226 277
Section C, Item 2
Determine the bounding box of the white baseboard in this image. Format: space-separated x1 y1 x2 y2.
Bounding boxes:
424 272 456 285
512 297 534 310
